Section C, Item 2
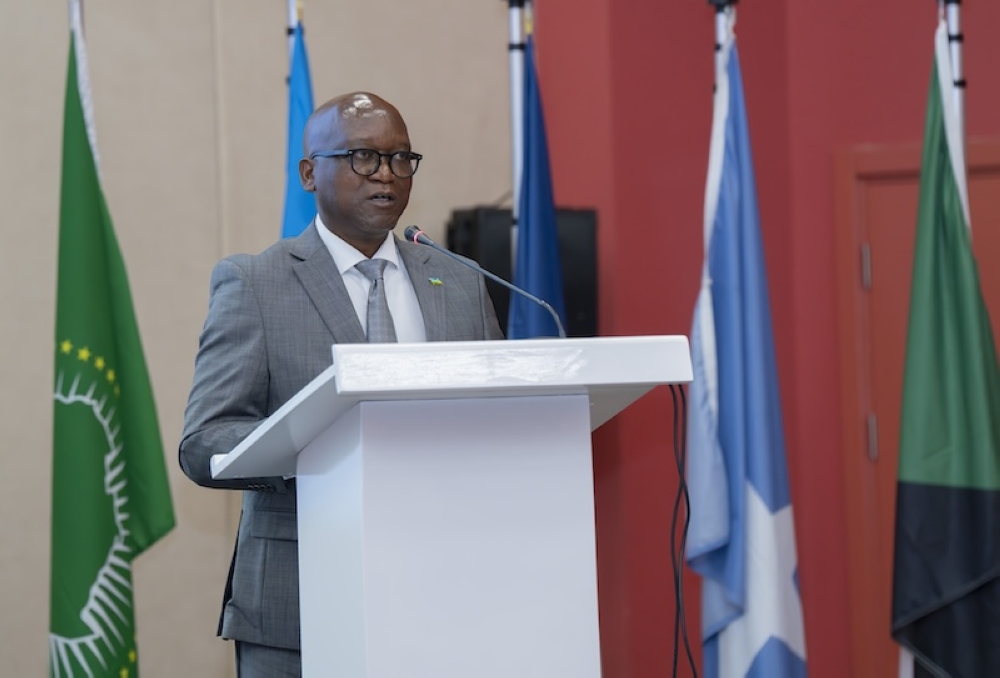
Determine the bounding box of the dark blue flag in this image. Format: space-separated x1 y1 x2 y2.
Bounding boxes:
507 35 566 338
281 22 315 239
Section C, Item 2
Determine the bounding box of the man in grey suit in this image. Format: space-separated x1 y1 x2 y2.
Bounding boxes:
180 92 504 677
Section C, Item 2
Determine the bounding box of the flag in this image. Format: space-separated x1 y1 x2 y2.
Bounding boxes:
281 20 315 238
685 16 807 678
50 9 175 677
507 30 566 338
891 20 1000 677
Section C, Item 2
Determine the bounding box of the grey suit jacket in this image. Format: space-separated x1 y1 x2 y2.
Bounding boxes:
179 224 504 650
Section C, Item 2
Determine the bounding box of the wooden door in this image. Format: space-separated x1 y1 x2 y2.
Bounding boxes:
835 139 1000 678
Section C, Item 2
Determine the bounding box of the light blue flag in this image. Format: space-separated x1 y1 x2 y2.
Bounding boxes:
281 22 315 239
507 34 566 338
685 17 807 678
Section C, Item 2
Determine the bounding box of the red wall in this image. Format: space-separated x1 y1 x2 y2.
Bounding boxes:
533 1 1000 676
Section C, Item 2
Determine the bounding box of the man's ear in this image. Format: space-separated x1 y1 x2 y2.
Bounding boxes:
299 158 315 191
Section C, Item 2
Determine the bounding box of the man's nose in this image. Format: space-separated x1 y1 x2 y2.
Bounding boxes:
370 155 394 181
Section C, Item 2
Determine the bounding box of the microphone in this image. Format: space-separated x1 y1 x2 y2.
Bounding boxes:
402 225 567 339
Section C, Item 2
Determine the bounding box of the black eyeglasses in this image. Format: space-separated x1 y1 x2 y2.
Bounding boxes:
309 148 422 178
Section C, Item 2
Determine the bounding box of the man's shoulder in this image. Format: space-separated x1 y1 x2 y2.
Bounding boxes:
216 227 320 277
212 247 284 283
399 238 482 277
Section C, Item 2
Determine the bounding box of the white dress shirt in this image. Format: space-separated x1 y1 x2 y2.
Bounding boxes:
314 217 427 342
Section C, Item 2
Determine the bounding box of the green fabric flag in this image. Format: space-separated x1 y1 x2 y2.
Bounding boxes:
49 31 175 678
891 23 1000 678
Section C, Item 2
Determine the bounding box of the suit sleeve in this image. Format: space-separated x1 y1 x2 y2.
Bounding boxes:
179 258 288 491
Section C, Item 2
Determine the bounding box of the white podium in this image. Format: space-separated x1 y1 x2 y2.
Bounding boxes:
212 336 692 678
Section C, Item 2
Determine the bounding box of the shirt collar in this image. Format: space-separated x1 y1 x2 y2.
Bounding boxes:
314 215 400 274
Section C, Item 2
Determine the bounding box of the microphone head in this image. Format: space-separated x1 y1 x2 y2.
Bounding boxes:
403 225 421 243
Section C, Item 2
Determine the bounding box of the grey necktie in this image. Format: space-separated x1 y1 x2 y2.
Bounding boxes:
355 258 398 343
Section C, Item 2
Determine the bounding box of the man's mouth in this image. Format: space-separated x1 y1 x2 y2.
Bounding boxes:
369 193 395 203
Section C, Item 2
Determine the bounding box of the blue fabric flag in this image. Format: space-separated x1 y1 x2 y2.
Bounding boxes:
281 22 315 239
685 22 808 678
507 35 566 339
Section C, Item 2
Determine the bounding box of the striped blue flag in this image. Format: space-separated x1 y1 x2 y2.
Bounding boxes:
281 21 315 239
685 18 808 678
507 33 566 338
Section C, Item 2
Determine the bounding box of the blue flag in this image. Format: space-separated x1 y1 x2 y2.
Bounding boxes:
507 35 566 339
281 22 315 239
685 21 808 678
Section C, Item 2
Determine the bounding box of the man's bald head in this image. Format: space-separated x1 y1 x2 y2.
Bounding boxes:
297 91 414 258
303 92 408 157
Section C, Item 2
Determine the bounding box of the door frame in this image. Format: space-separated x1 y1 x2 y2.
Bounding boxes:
835 138 1000 677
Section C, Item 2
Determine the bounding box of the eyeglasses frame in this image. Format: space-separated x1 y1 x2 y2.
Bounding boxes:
308 148 423 178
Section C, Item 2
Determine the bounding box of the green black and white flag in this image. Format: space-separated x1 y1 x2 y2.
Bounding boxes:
891 18 1000 678
49 3 175 676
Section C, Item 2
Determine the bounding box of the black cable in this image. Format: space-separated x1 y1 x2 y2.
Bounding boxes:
669 384 698 678
677 385 697 676
669 384 685 676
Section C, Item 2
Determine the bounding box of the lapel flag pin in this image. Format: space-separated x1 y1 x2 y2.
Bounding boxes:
428 277 443 286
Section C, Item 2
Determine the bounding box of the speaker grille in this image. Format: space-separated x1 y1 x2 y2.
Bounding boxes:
446 207 598 337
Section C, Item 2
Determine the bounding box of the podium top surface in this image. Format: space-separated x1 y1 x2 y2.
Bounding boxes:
211 335 691 479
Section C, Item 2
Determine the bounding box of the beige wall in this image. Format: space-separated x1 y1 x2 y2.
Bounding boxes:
0 1 511 674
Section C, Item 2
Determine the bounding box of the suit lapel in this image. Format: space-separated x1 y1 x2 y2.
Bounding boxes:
398 238 447 341
290 224 367 344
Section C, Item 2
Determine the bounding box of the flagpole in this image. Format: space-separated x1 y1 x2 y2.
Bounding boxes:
68 0 100 174
706 0 735 259
710 0 735 83
941 0 964 157
507 0 525 227
715 9 726 79
288 0 301 57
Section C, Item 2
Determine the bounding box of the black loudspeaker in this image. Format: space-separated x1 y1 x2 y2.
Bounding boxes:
446 206 598 337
